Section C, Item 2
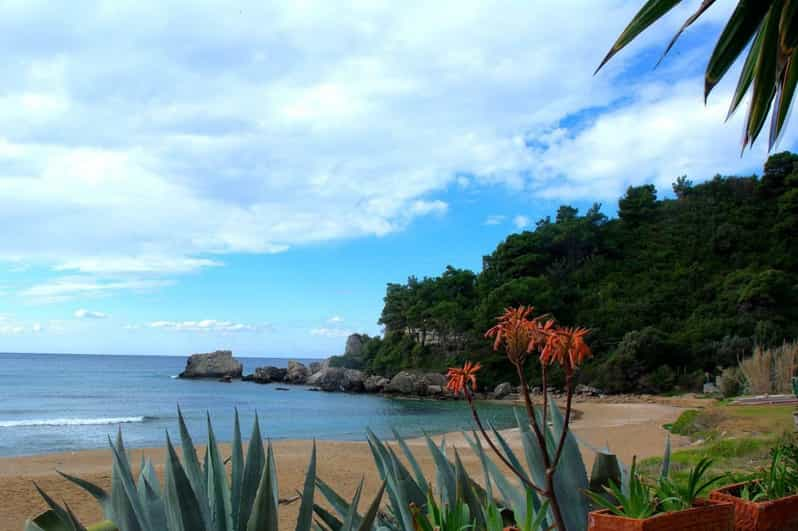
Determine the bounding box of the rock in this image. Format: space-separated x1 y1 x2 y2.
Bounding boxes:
218 375 233 383
179 350 243 379
493 382 513 399
244 366 287 384
344 334 366 357
307 367 366 392
275 387 290 391
364 375 390 393
426 385 444 396
384 371 447 395
309 361 322 374
285 360 310 384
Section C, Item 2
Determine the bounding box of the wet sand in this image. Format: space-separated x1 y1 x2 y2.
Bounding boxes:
0 402 686 530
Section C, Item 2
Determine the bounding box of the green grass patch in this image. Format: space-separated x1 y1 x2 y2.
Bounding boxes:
666 409 702 436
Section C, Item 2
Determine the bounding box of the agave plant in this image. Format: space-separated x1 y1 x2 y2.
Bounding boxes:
24 408 386 531
597 0 798 151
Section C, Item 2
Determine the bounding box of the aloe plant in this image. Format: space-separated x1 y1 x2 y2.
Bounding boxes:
24 408 386 531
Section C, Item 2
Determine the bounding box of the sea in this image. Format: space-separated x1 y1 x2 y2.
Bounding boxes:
0 353 517 457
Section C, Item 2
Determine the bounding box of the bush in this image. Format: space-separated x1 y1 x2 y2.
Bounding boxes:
594 349 646 394
676 368 706 392
640 365 676 393
719 366 743 397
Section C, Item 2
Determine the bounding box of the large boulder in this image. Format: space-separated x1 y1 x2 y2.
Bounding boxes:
364 375 390 393
307 367 366 392
493 382 513 399
309 361 323 374
179 350 242 379
243 366 287 384
384 371 447 395
285 360 310 384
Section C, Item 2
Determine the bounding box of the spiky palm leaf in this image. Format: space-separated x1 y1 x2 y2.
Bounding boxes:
597 0 798 151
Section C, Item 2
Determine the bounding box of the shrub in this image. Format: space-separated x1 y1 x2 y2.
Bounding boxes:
719 367 744 398
640 365 676 394
740 341 798 394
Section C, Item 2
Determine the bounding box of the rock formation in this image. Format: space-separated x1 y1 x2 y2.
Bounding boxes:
285 360 310 384
383 371 449 396
493 382 513 399
179 350 243 379
306 367 366 392
243 366 287 384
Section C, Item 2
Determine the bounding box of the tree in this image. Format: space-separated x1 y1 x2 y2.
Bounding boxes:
597 1 798 150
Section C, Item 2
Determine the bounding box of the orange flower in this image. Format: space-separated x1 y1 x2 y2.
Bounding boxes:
539 326 592 373
446 361 481 395
485 306 542 365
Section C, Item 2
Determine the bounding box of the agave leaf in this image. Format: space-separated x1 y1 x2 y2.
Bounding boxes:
206 413 234 531
390 427 428 493
781 0 798 52
238 413 265 531
660 433 672 481
364 437 405 530
108 435 150 531
31 485 81 531
357 481 386 531
316 477 357 520
246 441 278 531
340 479 364 530
745 1 783 148
589 452 622 493
706 1 774 99
510 410 545 489
423 433 456 509
596 0 682 73
728 20 767 120
140 476 167 530
230 410 244 527
295 442 317 531
57 471 112 520
164 432 207 531
548 399 589 531
658 0 717 64
312 503 343 531
85 523 118 531
176 406 212 527
463 431 492 501
453 449 485 530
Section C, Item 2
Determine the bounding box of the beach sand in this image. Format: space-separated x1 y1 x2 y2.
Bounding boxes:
0 402 687 530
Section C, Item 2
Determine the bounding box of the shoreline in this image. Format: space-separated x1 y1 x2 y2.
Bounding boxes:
0 401 689 530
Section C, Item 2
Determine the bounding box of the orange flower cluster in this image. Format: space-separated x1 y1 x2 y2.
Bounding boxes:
446 361 481 395
484 306 545 365
538 326 591 374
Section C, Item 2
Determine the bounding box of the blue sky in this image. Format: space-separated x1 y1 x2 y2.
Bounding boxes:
0 1 794 358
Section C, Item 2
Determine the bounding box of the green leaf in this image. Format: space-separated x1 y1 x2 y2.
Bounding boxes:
108 435 150 531
140 475 167 530
30 486 81 531
705 1 774 99
357 481 386 531
453 449 485 530
238 413 265 531
163 432 207 531
312 503 343 531
390 427 428 494
589 452 622 494
246 441 278 531
340 479 363 530
176 406 211 527
295 442 317 531
57 470 112 520
660 433 672 481
231 409 244 529
745 1 784 148
771 47 798 147
548 399 589 531
423 433 456 509
658 0 717 65
207 413 234 531
596 0 682 73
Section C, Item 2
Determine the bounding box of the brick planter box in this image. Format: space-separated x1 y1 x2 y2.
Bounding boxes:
588 499 734 531
710 482 798 530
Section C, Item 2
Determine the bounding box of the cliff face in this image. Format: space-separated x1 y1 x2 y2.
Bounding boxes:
179 350 243 379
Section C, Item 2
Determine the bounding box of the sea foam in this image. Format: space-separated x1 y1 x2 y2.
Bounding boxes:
0 416 147 428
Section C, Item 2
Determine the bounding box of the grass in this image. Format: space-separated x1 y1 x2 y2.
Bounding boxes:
641 403 796 492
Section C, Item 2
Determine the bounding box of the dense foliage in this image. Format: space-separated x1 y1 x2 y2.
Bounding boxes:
343 152 798 393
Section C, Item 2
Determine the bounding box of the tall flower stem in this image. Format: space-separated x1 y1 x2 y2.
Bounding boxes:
515 364 567 531
541 364 548 432
463 386 546 496
551 374 574 469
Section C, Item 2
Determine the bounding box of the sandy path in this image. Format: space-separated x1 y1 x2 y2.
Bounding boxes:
0 402 686 530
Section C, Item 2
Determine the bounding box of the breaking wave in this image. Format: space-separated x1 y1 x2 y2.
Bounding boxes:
0 416 149 428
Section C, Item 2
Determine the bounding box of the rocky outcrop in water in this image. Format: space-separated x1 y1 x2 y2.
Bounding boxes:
383 371 449 396
179 350 243 379
242 366 287 384
285 360 310 384
306 367 366 392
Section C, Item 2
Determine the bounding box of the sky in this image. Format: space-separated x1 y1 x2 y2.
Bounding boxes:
0 0 794 358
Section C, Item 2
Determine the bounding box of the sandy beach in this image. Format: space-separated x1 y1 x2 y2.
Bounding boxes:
0 402 687 530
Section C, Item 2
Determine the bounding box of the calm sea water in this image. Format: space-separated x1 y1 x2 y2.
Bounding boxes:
0 353 516 457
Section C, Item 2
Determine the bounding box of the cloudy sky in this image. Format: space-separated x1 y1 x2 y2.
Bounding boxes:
0 0 792 357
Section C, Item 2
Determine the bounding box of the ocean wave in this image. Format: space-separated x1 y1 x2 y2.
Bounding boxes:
0 416 149 428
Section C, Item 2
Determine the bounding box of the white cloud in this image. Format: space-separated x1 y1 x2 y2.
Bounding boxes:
484 215 506 225
21 277 170 304
513 215 531 229
32 322 42 333
0 0 752 279
74 308 108 319
311 327 352 338
327 315 344 323
148 319 267 332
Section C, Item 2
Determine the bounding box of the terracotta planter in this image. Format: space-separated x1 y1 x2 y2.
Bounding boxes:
587 499 734 531
710 481 798 530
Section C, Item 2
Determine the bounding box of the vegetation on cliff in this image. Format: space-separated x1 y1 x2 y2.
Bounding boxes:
340 152 798 392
